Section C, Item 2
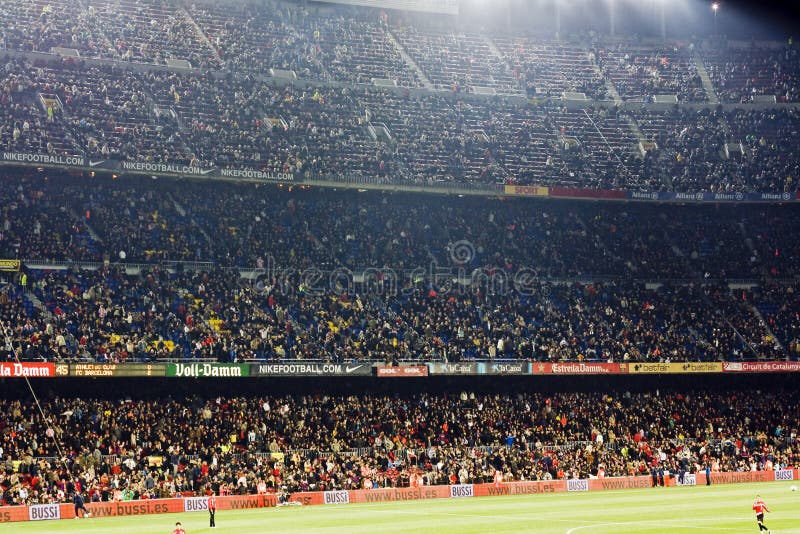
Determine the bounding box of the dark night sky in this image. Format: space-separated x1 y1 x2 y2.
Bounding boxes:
311 0 798 38
722 0 799 33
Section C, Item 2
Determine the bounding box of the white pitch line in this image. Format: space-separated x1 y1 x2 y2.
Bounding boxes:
348 507 749 531
564 518 760 534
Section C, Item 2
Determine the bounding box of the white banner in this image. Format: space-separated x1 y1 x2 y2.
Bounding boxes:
29 504 60 521
449 484 474 498
775 469 794 481
3 151 84 167
567 479 589 492
676 473 697 486
183 496 208 512
323 490 350 504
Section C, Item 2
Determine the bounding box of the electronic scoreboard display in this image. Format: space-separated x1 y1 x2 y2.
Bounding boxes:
70 364 166 377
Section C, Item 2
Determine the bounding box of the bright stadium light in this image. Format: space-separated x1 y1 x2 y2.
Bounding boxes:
712 2 719 34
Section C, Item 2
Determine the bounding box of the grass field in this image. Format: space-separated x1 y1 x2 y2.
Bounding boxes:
3 482 799 533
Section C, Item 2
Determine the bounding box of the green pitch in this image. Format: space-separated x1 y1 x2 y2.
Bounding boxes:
3 482 799 533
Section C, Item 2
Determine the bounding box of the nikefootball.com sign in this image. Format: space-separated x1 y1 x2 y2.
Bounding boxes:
252 364 371 376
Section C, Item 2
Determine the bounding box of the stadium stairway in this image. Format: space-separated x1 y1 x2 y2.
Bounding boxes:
167 192 213 249
22 289 52 322
693 51 721 105
68 207 103 246
482 35 518 94
180 5 223 66
739 223 760 259
386 29 434 90
592 58 622 104
750 303 785 352
623 114 647 144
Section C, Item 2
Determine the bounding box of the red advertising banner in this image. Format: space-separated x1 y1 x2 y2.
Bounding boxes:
723 361 800 373
0 362 56 378
348 486 449 503
57 499 183 520
699 470 774 485
549 187 627 200
0 505 30 523
474 480 566 497
587 476 657 491
1 469 796 523
532 362 625 375
216 492 322 509
376 365 429 378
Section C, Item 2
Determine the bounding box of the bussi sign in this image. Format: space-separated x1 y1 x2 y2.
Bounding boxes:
567 479 589 492
323 491 350 505
676 474 697 486
449 485 474 498
28 505 60 521
183 497 208 512
252 363 370 376
775 469 794 481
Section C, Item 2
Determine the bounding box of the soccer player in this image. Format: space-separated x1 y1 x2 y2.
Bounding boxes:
753 495 770 533
207 492 217 528
73 491 90 518
172 521 187 534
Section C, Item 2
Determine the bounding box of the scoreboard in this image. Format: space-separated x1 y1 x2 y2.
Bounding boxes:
70 364 166 377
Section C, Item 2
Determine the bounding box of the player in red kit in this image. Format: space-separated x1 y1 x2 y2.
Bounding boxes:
752 495 770 533
172 521 186 534
207 493 217 528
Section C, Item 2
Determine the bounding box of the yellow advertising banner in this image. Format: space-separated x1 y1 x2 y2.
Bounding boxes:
0 259 21 272
628 362 723 374
503 185 549 197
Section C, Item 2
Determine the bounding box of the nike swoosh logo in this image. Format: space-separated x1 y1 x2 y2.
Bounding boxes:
200 168 215 175
345 365 363 373
89 160 106 167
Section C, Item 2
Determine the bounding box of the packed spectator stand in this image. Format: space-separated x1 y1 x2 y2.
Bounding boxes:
0 174 798 364
0 388 797 505
1 0 800 513
0 1 799 192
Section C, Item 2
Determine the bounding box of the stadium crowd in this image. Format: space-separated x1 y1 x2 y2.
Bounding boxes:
702 42 800 103
1 1 797 101
1 0 800 192
0 173 798 363
3 55 800 191
0 389 797 505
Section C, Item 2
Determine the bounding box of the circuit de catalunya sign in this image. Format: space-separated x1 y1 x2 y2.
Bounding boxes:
1 468 796 523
